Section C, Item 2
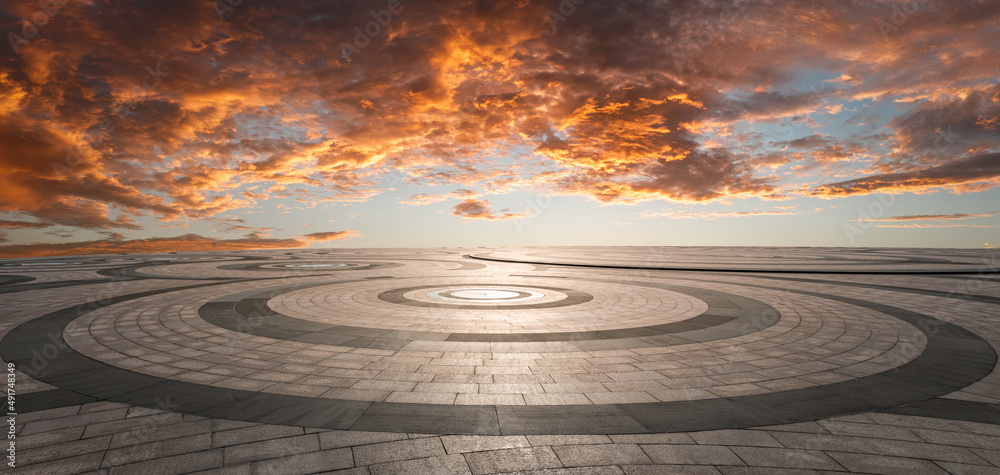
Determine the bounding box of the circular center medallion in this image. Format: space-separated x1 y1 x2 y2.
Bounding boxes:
426 287 544 303
281 263 349 268
450 290 520 299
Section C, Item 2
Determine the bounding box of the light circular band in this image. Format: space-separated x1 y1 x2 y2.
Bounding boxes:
426 287 544 303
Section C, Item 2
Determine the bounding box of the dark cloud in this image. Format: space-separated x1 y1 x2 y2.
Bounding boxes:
866 213 996 221
811 152 1000 197
626 151 777 201
887 83 1000 166
0 0 997 254
782 135 835 150
0 219 53 228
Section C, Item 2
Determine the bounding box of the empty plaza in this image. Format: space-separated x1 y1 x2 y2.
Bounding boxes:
0 247 998 473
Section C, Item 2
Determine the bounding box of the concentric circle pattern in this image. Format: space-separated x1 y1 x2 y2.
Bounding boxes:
1 247 998 439
427 287 543 303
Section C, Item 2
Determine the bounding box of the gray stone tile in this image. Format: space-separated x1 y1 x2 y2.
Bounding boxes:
79 401 130 414
189 464 253 474
17 434 111 466
688 430 782 447
353 403 499 434
817 420 923 442
826 451 949 474
934 461 1000 475
912 428 1000 450
441 435 531 454
370 454 472 475
767 431 878 453
251 448 353 475
82 412 186 439
320 430 409 449
353 437 447 466
21 408 130 435
107 449 224 474
716 468 821 475
464 447 563 474
211 420 261 432
863 438 994 465
754 421 828 434
320 468 370 475
729 447 843 471
970 448 1000 466
14 405 80 424
109 419 214 448
623 466 720 475
6 452 104 474
102 433 213 467
14 425 85 447
212 425 305 447
522 468 626 474
639 444 743 465
609 433 696 444
223 434 320 465
552 444 652 466
527 435 614 446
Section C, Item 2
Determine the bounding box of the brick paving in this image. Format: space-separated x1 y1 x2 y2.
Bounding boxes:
1 247 998 473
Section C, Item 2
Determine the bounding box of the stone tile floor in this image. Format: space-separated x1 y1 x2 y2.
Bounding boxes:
1 247 998 474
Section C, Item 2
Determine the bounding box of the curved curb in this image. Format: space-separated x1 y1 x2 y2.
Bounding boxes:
467 254 1000 275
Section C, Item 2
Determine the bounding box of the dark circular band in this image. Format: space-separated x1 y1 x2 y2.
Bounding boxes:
377 284 591 310
434 288 535 301
197 277 778 348
0 277 993 435
218 261 403 272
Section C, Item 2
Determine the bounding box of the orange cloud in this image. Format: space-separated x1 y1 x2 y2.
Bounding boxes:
301 230 361 242
0 0 998 247
874 224 999 229
0 231 359 258
400 189 478 206
638 209 796 220
865 213 996 222
452 199 524 220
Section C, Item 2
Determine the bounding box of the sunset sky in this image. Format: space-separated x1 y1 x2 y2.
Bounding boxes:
1 0 999 257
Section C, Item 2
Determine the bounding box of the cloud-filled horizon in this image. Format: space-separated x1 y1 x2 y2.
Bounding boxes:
1 0 998 256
